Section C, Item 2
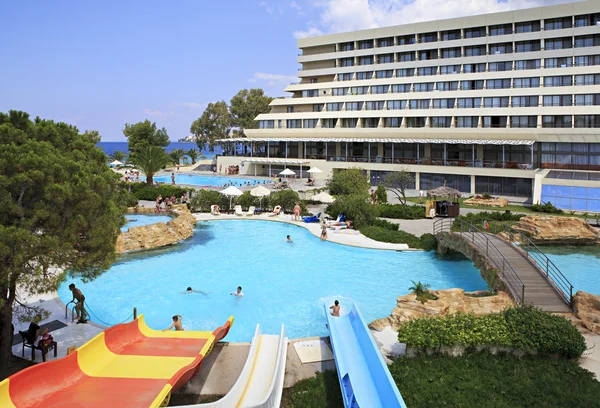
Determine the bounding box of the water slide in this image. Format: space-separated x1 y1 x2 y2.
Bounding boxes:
325 304 407 408
0 314 233 408
180 324 287 408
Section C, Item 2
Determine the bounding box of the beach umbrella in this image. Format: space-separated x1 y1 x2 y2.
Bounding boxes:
279 168 296 178
220 185 243 208
250 185 271 208
307 167 322 174
110 160 123 166
312 191 335 204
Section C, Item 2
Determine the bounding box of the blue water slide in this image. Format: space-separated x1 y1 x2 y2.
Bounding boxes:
324 304 407 408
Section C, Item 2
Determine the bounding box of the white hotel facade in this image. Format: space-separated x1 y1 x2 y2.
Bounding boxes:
218 0 600 212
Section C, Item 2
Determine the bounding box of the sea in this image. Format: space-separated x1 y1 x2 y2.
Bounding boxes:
97 142 221 158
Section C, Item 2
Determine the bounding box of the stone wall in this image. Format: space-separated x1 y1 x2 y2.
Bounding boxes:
573 291 600 334
510 216 600 245
463 197 509 207
116 205 197 253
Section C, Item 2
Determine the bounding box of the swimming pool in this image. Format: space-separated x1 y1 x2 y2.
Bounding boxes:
152 174 270 187
121 214 173 232
539 246 600 296
58 221 487 341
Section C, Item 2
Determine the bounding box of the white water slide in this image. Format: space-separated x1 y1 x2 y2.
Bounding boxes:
182 325 287 408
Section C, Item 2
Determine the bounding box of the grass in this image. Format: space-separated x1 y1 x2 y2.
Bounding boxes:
283 354 600 408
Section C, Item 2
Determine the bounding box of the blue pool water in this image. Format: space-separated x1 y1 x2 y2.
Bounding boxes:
152 174 271 187
58 221 487 341
540 246 600 296
121 214 173 232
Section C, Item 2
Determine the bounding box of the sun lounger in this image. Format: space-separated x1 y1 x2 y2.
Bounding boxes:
302 211 322 223
269 206 282 217
246 206 255 216
234 205 244 216
325 215 345 226
211 205 221 216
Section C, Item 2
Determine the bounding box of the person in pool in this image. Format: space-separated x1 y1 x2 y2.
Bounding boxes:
230 286 244 297
181 287 207 295
286 235 293 243
163 315 183 331
330 300 340 317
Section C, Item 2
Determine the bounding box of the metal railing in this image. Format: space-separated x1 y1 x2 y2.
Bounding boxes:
500 223 574 305
433 218 526 305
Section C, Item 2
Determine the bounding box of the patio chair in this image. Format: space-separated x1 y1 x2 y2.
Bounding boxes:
269 205 282 217
18 331 57 362
211 205 221 215
246 206 255 216
302 212 322 223
234 205 244 216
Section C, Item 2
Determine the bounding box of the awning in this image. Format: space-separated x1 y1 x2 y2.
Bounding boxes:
241 158 311 165
217 137 535 146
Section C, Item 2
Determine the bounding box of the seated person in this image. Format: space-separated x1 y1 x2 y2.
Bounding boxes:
27 315 48 345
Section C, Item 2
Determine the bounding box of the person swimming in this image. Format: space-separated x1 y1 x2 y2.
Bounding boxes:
286 235 293 243
181 287 207 295
230 286 244 297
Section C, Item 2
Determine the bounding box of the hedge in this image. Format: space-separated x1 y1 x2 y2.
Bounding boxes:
397 306 586 359
376 204 425 220
128 183 193 201
359 226 437 251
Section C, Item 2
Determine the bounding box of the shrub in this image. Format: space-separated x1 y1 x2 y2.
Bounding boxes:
327 168 370 196
376 204 425 220
121 190 139 207
326 194 377 228
270 189 301 213
189 189 227 212
419 233 438 252
531 201 564 214
371 218 399 231
375 185 388 204
482 192 492 200
236 191 256 209
452 211 524 233
129 183 193 201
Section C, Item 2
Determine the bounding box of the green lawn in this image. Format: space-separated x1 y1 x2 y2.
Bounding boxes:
282 354 600 408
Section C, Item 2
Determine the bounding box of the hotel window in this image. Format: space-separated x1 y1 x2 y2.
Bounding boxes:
575 94 600 106
545 17 572 31
327 102 342 111
385 117 402 127
542 115 572 128
377 37 394 47
397 35 416 45
484 97 509 108
340 42 354 51
575 115 600 128
387 100 407 110
375 70 393 79
511 116 538 128
544 76 572 87
489 61 512 72
432 99 455 109
358 40 373 49
461 80 484 90
258 120 274 129
371 85 389 94
286 119 302 129
396 68 415 77
490 43 512 54
303 119 318 128
321 118 337 128
456 117 478 128
515 20 541 33
397 52 416 62
489 23 512 36
441 30 461 41
420 32 437 43
287 106 295 113
575 55 600 67
378 54 393 64
338 73 353 81
419 50 438 60
512 96 538 107
363 118 379 128
543 95 572 107
457 98 481 108
437 81 459 91
418 66 437 76
413 82 434 92
313 104 324 112
482 116 508 128
406 117 426 127
575 13 600 27
357 71 373 80
515 40 541 53
302 89 318 97
410 99 430 109
340 57 354 67
463 63 486 73
440 65 460 75
464 45 486 57
310 78 318 83
342 118 359 128
464 26 486 38
486 79 511 90
430 117 452 128
332 87 348 96
513 77 540 88
345 102 363 111
441 47 461 59
391 84 411 93
365 101 385 110
575 35 600 48
515 59 541 70
575 74 600 86
359 56 374 65
350 86 368 95
545 37 572 50
545 57 572 68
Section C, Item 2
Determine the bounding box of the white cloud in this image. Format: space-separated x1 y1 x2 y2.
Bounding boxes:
143 108 176 119
290 0 304 15
296 0 578 36
176 102 205 110
258 1 284 16
251 72 298 85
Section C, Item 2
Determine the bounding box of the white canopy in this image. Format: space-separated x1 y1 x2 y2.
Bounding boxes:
250 185 271 197
312 192 335 204
220 186 243 196
110 160 123 166
279 168 296 176
307 167 322 174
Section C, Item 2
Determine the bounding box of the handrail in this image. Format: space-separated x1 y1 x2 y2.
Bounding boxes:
433 218 526 305
500 223 573 305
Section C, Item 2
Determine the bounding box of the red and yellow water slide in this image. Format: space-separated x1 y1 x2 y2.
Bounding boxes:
0 314 234 408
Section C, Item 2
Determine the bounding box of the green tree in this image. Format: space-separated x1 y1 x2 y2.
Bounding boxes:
327 168 370 196
130 146 171 185
0 111 125 374
383 168 414 205
109 150 128 163
229 88 274 134
190 101 232 152
186 148 203 165
122 120 169 156
169 148 185 165
375 185 388 204
326 194 378 228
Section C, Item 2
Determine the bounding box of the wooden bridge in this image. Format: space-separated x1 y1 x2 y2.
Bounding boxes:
433 218 573 313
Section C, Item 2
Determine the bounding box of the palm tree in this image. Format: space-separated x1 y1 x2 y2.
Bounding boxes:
186 148 203 165
130 146 171 185
109 150 128 163
408 280 430 297
169 149 185 166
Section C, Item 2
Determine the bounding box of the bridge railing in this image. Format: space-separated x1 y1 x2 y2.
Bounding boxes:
433 218 526 305
500 223 573 305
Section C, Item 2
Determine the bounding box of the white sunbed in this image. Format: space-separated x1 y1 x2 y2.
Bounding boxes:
269 206 281 217
234 205 244 216
211 205 221 216
246 206 255 216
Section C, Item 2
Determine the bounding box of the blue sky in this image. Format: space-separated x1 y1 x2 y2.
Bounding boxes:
0 0 577 141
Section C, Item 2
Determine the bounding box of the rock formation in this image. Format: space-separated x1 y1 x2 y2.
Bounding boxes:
573 291 600 335
463 197 509 207
511 216 600 245
369 288 514 331
116 205 196 253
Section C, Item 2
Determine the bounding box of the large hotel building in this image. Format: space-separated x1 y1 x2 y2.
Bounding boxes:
218 0 600 212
